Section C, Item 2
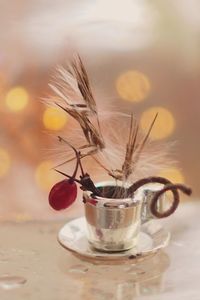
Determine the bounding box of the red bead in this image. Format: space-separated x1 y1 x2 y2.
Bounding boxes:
49 180 77 211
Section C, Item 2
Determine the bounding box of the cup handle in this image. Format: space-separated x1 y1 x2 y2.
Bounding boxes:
150 183 192 218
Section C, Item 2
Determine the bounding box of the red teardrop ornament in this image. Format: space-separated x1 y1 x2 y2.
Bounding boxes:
49 180 77 211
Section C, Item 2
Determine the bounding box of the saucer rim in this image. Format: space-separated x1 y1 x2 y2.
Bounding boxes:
58 217 170 261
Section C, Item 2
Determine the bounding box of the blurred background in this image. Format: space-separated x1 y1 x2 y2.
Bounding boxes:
0 0 199 221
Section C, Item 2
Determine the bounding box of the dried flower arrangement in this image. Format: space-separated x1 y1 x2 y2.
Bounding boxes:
47 55 192 217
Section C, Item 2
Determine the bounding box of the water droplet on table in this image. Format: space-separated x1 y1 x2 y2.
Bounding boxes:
68 265 89 274
0 275 27 290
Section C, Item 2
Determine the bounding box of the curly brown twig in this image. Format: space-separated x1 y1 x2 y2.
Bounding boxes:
127 176 177 195
127 176 192 218
150 184 192 218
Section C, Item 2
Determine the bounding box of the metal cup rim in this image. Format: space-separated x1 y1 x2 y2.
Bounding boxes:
83 180 141 206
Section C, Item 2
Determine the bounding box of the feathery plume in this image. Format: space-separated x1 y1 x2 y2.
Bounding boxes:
46 54 175 189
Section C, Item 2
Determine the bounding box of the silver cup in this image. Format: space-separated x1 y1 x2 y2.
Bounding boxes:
83 181 142 252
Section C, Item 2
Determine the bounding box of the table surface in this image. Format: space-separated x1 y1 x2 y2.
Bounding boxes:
0 202 199 300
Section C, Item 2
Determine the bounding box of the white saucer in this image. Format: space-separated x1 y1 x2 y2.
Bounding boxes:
58 217 170 262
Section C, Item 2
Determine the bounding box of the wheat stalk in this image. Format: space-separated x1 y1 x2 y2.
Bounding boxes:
47 54 173 184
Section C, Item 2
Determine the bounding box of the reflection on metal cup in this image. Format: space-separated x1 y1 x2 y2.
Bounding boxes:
139 184 166 223
83 182 142 252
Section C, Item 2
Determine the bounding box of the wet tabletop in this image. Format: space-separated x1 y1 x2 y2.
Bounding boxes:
0 202 199 300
